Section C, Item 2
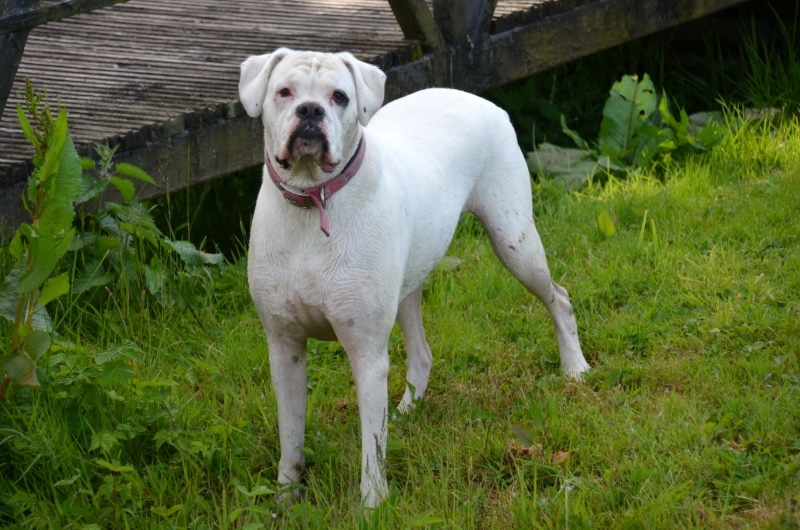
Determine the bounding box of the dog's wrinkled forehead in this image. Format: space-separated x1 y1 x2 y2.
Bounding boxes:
270 54 353 96
239 48 386 125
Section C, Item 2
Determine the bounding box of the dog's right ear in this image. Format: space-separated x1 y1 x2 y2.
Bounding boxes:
239 48 292 118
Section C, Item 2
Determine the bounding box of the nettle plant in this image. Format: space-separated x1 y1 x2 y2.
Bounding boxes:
528 73 727 190
0 82 224 399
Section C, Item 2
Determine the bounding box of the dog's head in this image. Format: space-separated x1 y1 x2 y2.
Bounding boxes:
239 48 385 178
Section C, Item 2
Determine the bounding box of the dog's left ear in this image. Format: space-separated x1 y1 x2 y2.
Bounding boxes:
336 52 386 126
239 48 292 118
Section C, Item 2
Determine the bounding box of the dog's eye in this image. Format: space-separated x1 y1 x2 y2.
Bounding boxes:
332 90 348 105
278 88 292 98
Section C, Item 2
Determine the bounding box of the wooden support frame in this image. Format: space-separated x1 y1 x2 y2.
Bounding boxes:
0 0 755 238
384 0 751 99
0 0 129 120
0 0 37 120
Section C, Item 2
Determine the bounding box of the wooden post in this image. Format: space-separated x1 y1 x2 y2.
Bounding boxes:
387 0 445 52
0 0 37 121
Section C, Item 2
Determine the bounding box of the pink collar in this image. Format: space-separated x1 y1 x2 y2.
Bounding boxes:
265 136 366 237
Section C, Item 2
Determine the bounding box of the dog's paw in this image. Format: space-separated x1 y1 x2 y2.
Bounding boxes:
562 359 591 380
275 485 303 508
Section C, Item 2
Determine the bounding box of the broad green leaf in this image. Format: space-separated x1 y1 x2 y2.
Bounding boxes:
15 227 75 293
560 114 592 151
597 210 617 238
144 262 165 295
25 330 52 360
0 268 53 331
527 143 595 191
109 176 135 202
163 239 225 267
2 350 39 386
598 74 657 162
89 431 120 453
79 157 96 170
94 341 143 365
8 227 24 260
37 134 82 236
109 202 161 244
235 484 276 498
75 173 107 203
115 162 156 185
55 134 83 203
94 459 135 473
228 508 245 524
513 424 536 447
16 104 37 146
38 272 70 305
38 109 69 184
73 262 113 294
693 126 726 150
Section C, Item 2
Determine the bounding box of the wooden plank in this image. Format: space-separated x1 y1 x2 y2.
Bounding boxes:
0 0 129 33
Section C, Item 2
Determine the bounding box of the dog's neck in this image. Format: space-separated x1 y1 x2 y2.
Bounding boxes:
265 135 366 237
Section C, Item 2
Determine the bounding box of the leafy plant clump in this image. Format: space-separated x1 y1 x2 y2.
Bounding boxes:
0 82 225 399
0 83 82 396
528 74 727 190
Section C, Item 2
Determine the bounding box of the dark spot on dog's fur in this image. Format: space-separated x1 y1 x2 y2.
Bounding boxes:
291 355 299 364
508 244 517 251
347 318 355 327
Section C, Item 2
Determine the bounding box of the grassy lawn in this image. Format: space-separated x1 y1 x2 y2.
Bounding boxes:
2 116 800 528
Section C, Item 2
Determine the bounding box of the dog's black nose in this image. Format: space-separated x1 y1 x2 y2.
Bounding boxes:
296 102 325 122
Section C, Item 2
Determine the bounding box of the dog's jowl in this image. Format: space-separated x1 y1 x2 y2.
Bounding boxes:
239 48 591 508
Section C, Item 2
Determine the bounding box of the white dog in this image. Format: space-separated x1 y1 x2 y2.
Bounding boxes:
239 48 590 508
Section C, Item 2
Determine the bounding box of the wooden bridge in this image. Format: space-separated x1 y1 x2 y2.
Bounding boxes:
0 0 751 235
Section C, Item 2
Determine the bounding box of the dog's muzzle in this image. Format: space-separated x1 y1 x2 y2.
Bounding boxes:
266 135 366 237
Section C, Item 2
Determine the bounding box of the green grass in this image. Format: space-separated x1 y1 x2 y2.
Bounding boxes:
2 109 799 528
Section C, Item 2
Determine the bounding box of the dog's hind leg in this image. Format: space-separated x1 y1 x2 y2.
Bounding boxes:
396 285 433 412
486 214 589 377
469 166 590 377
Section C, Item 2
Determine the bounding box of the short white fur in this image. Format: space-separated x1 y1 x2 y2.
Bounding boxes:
239 48 590 509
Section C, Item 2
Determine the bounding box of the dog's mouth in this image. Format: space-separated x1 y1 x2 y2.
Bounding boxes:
277 124 338 173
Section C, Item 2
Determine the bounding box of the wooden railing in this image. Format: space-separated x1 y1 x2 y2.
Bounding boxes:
0 0 130 119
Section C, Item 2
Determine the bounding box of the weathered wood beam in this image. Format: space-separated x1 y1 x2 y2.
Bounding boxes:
432 0 497 45
386 0 751 98
387 0 444 51
469 0 498 43
0 0 37 120
432 0 467 45
0 0 129 34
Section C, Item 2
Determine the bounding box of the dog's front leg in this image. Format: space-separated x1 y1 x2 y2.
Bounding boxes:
336 323 391 508
267 334 308 502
